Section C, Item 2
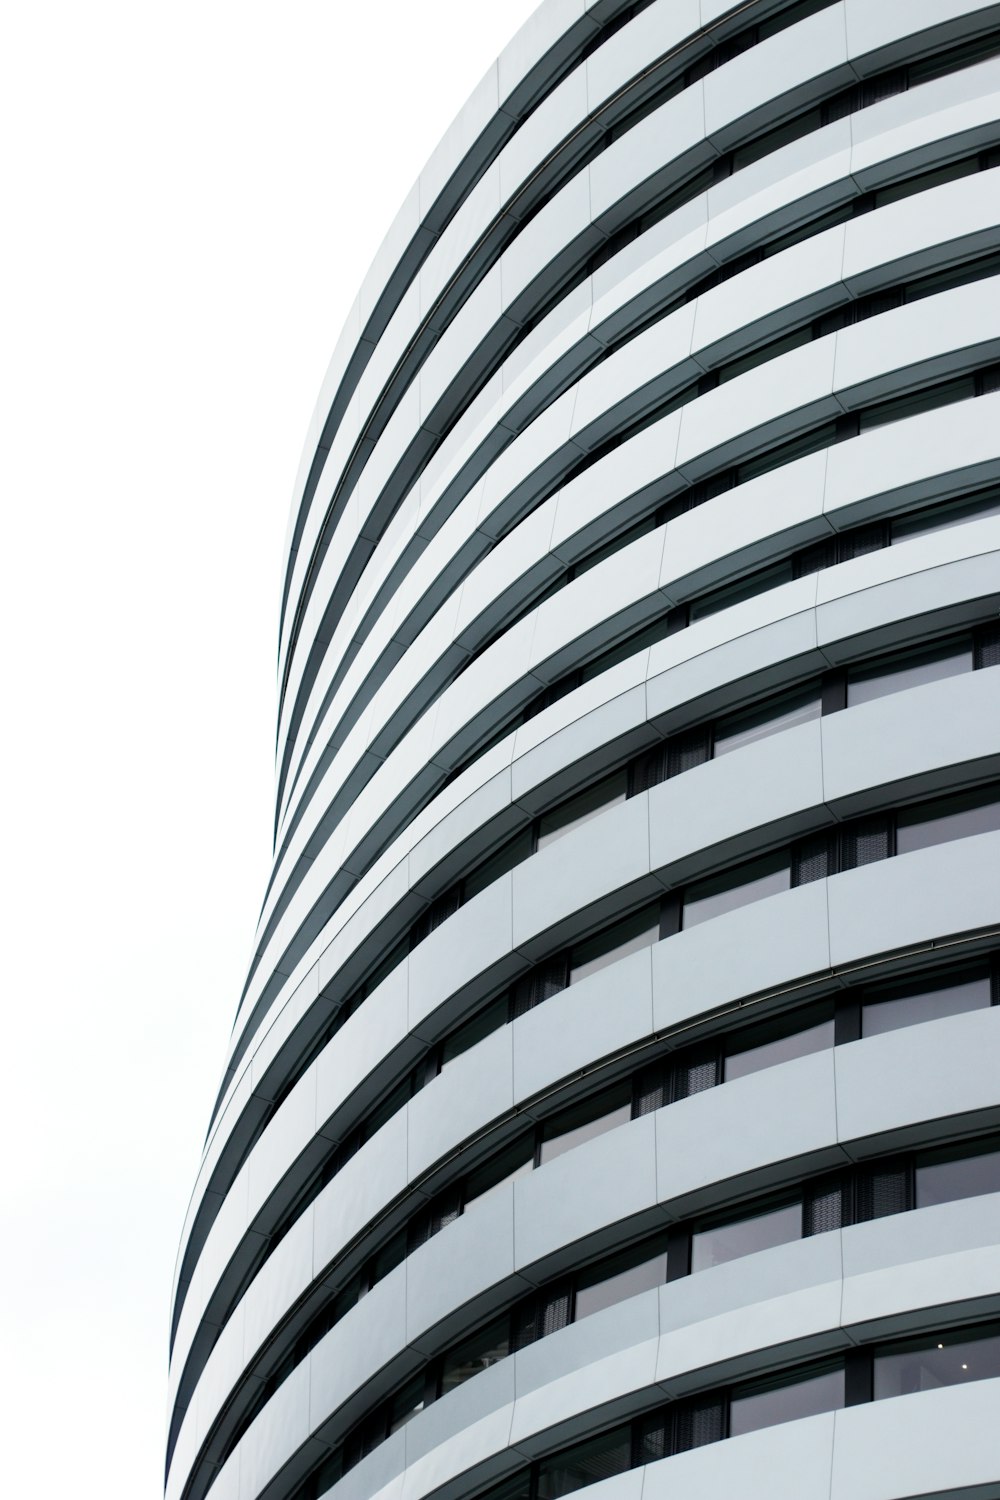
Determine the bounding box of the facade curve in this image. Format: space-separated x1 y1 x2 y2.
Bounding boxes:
168 4 1000 1500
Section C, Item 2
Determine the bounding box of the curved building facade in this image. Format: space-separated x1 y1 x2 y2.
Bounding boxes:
168 5 1000 1500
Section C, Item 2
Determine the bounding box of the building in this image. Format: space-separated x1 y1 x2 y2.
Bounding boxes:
167 4 1000 1500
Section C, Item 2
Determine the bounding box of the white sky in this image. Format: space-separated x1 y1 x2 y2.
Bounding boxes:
0 3 540 1494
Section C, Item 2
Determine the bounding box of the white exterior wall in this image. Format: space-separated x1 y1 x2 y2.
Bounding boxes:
168 4 1000 1500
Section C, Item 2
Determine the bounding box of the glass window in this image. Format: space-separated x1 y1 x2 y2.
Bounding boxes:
873 155 978 209
714 688 821 758
464 828 535 901
718 326 812 385
463 1140 534 1213
892 490 1000 541
691 1200 802 1273
575 1244 668 1320
569 906 659 983
536 1427 632 1499
847 640 972 707
862 974 991 1037
729 1365 844 1437
737 421 838 484
689 560 795 623
917 1146 1000 1209
859 375 975 433
440 1318 510 1396
874 1329 1000 1400
388 1377 425 1434
682 852 790 929
724 1018 835 1081
484 1476 531 1500
440 995 509 1071
368 1229 407 1287
539 1086 632 1166
572 519 655 580
537 772 628 852
580 616 675 685
897 787 1000 855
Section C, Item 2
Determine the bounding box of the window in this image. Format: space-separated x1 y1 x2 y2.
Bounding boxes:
691 1200 802 1273
440 1318 510 1396
847 639 973 707
713 688 821 758
896 786 1000 855
874 1328 1000 1399
539 1087 632 1165
682 851 790 929
387 1378 425 1434
859 374 976 432
463 1141 534 1213
439 994 509 1070
892 489 1000 541
729 1365 844 1437
724 1016 834 1081
862 972 992 1037
717 326 812 384
569 906 660 983
536 1428 632 1499
689 559 795 623
916 1144 1000 1209
536 772 628 852
464 828 536 901
575 1243 668 1320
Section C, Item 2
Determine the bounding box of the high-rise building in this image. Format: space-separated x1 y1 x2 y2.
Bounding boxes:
167 5 1000 1500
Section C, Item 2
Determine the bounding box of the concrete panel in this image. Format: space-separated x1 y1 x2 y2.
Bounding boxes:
834 1006 1000 1150
704 6 851 147
841 1193 1000 1333
829 1379 1000 1500
648 718 825 878
827 831 1000 969
514 1113 658 1270
407 1024 516 1182
656 1050 841 1210
821 669 1000 815
309 1267 409 1430
512 945 654 1105
312 1109 409 1274
644 1412 836 1500
408 875 515 1031
511 794 652 951
406 1183 518 1348
652 882 832 1034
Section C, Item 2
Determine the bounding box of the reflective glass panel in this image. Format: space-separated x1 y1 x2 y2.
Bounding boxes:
539 1102 632 1165
724 1019 835 1081
729 1366 844 1436
896 792 1000 855
388 1377 425 1434
575 1249 668 1320
537 773 628 852
691 1201 802 1273
536 1427 632 1499
874 1331 1000 1399
682 853 790 929
847 641 971 707
464 828 536 900
440 995 509 1070
689 560 794 622
917 1147 1000 1209
714 690 821 757
440 1318 510 1395
464 1142 534 1213
569 907 660 983
893 491 1000 540
862 975 990 1037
